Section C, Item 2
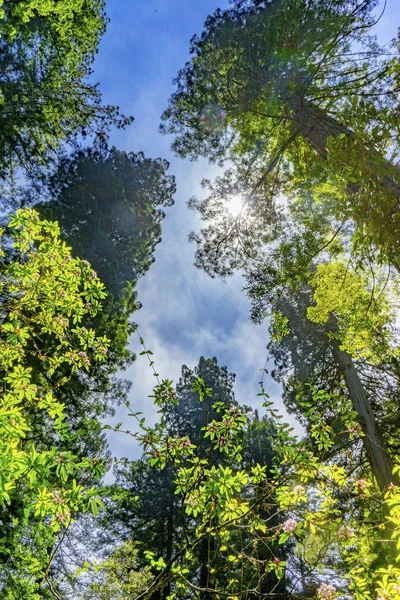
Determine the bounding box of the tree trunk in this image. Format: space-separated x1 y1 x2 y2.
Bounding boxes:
294 100 400 198
292 100 400 267
162 504 174 600
293 101 352 160
199 534 214 600
332 341 394 491
293 102 400 486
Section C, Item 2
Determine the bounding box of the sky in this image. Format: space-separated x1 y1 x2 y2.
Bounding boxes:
92 0 400 463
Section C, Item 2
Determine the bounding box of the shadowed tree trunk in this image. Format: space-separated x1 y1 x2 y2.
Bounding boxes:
292 101 352 159
332 342 395 491
293 100 400 204
288 98 400 267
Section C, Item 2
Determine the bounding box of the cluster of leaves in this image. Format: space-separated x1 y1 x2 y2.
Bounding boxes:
79 541 153 600
0 208 110 595
307 261 399 363
0 0 132 192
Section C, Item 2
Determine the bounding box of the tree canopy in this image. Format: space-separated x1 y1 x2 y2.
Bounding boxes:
0 0 132 189
3 2 400 600
162 0 400 273
36 145 176 299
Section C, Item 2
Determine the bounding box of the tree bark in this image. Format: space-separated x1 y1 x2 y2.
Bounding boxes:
292 99 400 267
293 101 352 160
199 536 212 600
294 101 400 199
332 341 395 491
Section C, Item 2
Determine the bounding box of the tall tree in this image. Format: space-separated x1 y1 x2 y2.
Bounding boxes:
25 141 176 488
36 144 176 299
241 411 290 597
29 142 175 476
0 0 132 191
31 143 175 594
161 0 400 272
247 259 399 491
97 358 286 599
102 358 236 600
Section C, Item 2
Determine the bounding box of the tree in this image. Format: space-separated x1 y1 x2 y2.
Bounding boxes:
104 370 400 600
241 411 291 597
102 358 237 600
36 144 176 299
23 141 175 486
165 357 239 600
165 356 236 447
247 255 399 491
81 540 153 600
23 143 176 596
30 142 176 466
161 0 400 273
0 0 132 190
0 208 109 598
97 358 287 599
303 261 398 492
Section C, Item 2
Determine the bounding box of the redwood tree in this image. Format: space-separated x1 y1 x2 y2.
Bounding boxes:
162 0 400 272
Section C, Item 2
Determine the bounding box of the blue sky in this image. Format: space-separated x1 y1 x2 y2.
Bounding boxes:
93 0 400 462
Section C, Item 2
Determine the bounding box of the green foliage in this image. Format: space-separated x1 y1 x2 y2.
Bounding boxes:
0 0 105 54
162 0 377 161
245 209 399 490
0 208 109 594
162 0 400 273
36 144 176 299
0 0 132 187
308 261 398 363
82 540 153 600
96 358 287 598
2 2 400 599
99 365 400 600
270 310 290 342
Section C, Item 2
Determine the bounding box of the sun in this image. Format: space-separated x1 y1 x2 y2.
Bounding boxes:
225 194 244 217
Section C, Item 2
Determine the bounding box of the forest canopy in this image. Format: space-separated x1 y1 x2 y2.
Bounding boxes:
1 1 400 599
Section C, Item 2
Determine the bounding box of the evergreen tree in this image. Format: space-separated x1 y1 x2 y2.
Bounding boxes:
0 1 132 191
36 144 175 299
161 0 400 273
27 142 176 472
247 263 398 491
99 358 286 599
